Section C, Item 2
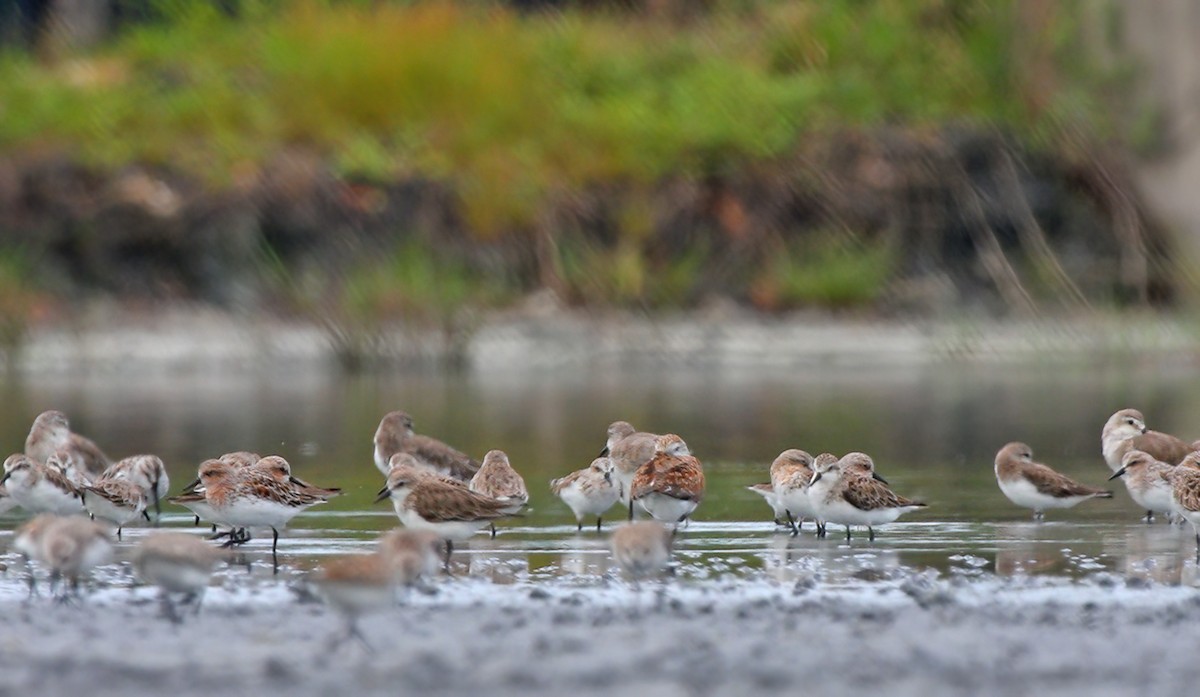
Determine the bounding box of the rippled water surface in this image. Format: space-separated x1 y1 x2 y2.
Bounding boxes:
3 357 1200 588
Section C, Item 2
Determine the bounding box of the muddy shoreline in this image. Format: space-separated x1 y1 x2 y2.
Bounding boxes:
0 572 1195 697
6 307 1200 374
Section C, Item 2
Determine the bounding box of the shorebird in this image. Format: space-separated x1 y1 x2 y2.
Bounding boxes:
105 454 170 518
81 476 148 539
746 482 789 527
253 455 343 498
1170 463 1200 560
1108 449 1178 522
374 462 516 567
193 457 338 566
629 434 705 526
2 453 83 515
376 528 444 588
469 449 528 537
312 553 398 652
372 411 479 480
12 513 58 595
603 421 658 508
25 410 110 478
551 457 619 532
809 452 926 540
132 532 228 621
769 449 815 535
35 515 114 599
994 442 1111 520
1102 408 1196 472
46 450 94 488
0 481 18 516
610 521 674 580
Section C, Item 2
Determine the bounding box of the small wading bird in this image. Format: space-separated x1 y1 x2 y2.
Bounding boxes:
603 421 658 509
1102 408 1196 473
375 462 517 569
628 434 705 526
468 449 528 538
1170 458 1200 561
132 532 229 622
551 457 619 532
809 453 926 541
373 411 479 480
180 457 340 569
25 411 110 479
770 449 815 535
994 442 1111 521
1108 449 1185 523
610 521 674 581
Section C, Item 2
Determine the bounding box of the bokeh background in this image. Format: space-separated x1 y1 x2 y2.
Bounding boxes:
1 1 1199 530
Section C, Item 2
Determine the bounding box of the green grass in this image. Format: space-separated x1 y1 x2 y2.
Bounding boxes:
0 0 1072 231
753 234 896 310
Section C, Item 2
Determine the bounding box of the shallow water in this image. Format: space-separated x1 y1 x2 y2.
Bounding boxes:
3 357 1200 590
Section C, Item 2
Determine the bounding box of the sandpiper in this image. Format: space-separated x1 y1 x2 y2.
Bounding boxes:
105 454 170 517
373 411 479 480
253 455 343 499
2 453 83 515
312 553 397 651
1170 464 1200 560
46 450 94 487
12 513 58 595
769 449 815 535
81 476 148 539
995 442 1111 520
746 482 789 527
1108 449 1177 522
809 452 926 540
376 528 444 587
36 515 114 598
551 457 619 532
374 463 516 567
25 410 110 478
1102 408 1196 472
603 421 658 508
469 449 528 537
629 434 705 525
132 532 228 621
195 458 338 566
610 521 674 580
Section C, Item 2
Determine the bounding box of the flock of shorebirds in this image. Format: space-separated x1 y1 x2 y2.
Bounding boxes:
1 405 1200 644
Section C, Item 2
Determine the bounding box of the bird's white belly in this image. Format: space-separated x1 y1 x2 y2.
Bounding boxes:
997 476 1083 511
635 494 696 523
396 506 488 540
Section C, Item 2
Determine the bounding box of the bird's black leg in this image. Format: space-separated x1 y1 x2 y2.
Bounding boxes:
271 527 280 573
786 510 798 537
845 525 852 542
596 516 602 533
868 526 876 542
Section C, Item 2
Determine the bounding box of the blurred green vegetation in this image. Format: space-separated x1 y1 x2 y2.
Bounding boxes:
752 234 896 310
0 0 1129 320
0 1 1066 220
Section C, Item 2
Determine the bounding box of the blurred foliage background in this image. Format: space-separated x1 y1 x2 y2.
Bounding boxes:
0 0 1182 359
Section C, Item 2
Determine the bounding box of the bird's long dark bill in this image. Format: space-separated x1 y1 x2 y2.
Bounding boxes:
1108 467 1128 481
180 477 201 493
810 473 822 484
0 472 9 485
373 486 391 504
872 472 889 484
599 446 609 457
